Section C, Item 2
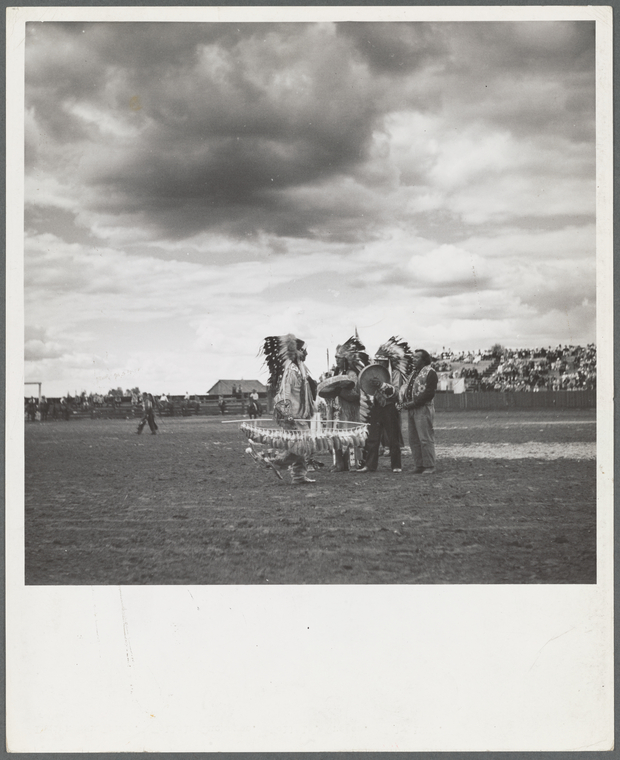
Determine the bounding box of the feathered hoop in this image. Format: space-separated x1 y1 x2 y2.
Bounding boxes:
260 334 306 392
374 336 415 384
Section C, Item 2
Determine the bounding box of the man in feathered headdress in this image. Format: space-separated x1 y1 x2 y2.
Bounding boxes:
358 337 413 473
256 333 317 484
329 335 369 471
397 348 438 474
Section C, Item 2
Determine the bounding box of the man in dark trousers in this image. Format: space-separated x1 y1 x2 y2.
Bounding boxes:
357 366 402 473
398 349 438 474
137 392 158 435
358 337 414 474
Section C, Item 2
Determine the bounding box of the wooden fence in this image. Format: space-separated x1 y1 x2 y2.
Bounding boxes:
65 397 272 420
433 390 596 411
41 390 595 421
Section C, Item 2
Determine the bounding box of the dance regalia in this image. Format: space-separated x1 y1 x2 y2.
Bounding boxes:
361 337 414 472
330 335 369 471
243 334 370 482
273 360 315 430
249 333 317 484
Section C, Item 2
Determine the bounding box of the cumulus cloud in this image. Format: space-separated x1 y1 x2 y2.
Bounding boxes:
25 21 595 244
22 20 597 395
24 325 65 360
338 22 450 75
407 244 488 286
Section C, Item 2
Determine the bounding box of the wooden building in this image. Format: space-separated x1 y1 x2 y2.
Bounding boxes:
207 379 268 397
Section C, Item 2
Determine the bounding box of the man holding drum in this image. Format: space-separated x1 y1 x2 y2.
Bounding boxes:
319 335 369 472
357 337 414 473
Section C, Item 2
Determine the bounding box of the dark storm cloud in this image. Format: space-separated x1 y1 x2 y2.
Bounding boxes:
27 22 393 240
453 21 595 76
337 23 449 74
25 23 235 160
438 21 595 143
26 22 267 93
25 20 595 244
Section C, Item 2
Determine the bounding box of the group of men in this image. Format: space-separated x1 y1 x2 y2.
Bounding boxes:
358 340 437 476
257 332 437 485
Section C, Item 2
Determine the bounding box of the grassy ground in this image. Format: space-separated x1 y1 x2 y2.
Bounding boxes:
24 409 596 584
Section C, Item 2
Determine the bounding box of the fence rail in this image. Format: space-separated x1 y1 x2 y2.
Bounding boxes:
60 398 269 420
30 390 595 422
433 390 596 410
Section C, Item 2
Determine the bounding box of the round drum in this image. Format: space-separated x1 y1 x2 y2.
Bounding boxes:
317 375 355 398
359 363 390 395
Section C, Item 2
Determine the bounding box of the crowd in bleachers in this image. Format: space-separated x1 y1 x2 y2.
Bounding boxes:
436 348 496 363
433 344 596 392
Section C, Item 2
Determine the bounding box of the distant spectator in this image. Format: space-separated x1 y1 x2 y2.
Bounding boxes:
60 397 70 421
137 393 158 435
26 397 37 422
248 389 262 419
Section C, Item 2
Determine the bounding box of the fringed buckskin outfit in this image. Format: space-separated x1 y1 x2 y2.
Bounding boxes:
331 335 369 471
399 358 438 471
261 334 317 484
361 337 413 472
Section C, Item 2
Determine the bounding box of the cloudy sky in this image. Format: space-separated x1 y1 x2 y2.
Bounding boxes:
24 20 596 396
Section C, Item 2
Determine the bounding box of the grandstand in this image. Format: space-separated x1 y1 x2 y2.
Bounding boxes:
432 344 596 393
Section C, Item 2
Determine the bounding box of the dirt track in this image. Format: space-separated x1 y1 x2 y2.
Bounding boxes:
24 410 596 585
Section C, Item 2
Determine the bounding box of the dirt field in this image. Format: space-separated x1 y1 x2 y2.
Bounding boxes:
24 409 596 585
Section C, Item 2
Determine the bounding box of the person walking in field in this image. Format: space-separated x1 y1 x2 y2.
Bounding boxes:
398 349 438 474
137 392 158 435
248 388 262 418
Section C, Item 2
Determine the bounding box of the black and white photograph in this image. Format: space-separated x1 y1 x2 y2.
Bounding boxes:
7 5 613 753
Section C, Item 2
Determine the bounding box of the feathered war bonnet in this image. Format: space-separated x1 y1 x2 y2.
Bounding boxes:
374 336 415 385
335 335 369 374
261 333 307 392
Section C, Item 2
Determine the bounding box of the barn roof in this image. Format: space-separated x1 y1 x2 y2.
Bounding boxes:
207 379 268 395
